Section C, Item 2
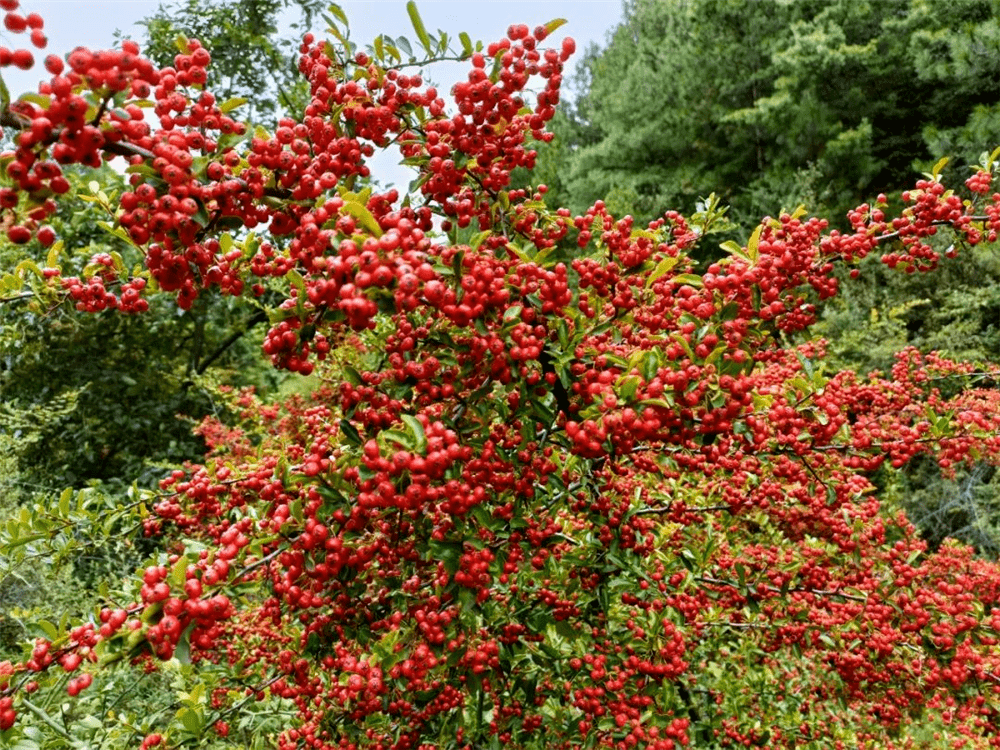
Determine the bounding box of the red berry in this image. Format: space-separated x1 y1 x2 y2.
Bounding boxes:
11 48 32 69
6 224 30 244
3 13 25 32
36 225 55 246
43 53 61 74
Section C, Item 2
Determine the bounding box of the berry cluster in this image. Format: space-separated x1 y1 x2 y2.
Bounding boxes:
0 0 45 71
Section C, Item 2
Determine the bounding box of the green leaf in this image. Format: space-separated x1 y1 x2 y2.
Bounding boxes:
618 375 641 401
401 414 427 454
720 239 750 262
287 269 307 299
169 555 189 588
544 18 568 35
382 429 412 450
671 273 703 288
219 97 248 114
0 73 9 112
339 419 362 447
326 3 349 27
342 199 383 237
645 255 678 288
406 1 434 55
745 223 763 264
58 487 72 516
177 706 202 736
470 230 491 251
17 92 50 110
931 156 949 180
429 540 462 574
459 32 473 57
15 259 43 279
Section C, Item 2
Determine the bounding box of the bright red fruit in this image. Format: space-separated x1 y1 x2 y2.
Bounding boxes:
1 5 1000 750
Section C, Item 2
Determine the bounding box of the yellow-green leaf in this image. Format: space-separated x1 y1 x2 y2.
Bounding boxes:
745 223 763 264
401 414 427 454
326 3 349 27
219 97 248 114
544 18 568 35
342 200 383 237
406 1 433 55
15 259 43 279
46 240 63 269
646 255 678 288
671 273 703 288
459 32 473 57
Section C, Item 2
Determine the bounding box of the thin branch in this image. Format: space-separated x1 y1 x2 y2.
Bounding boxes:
632 504 731 516
695 575 868 603
232 541 292 583
195 309 268 374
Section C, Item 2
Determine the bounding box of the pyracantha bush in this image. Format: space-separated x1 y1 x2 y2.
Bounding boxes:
3 2 1000 748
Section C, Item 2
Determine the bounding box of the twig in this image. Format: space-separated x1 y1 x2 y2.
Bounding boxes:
695 575 868 603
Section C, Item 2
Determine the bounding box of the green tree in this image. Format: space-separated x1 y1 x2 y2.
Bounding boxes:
551 0 1000 231
137 0 323 124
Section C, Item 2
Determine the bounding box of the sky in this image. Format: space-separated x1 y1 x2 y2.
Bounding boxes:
2 0 623 187
3 0 624 95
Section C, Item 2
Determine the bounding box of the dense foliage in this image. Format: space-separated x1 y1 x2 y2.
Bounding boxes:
2 2 1000 749
543 0 1000 230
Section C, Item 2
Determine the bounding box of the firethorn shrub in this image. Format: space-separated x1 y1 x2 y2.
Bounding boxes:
2 2 1000 749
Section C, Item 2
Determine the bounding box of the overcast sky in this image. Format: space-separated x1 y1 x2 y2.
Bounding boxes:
4 0 623 94
2 0 623 188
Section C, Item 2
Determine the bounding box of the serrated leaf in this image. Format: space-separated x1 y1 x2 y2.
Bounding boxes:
704 343 727 367
720 239 749 261
169 555 188 588
174 33 190 54
406 1 433 55
58 487 72 516
178 707 202 735
640 396 675 411
503 305 523 323
618 375 641 401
